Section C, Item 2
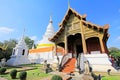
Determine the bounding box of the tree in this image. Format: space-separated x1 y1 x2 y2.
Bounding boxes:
0 39 17 61
0 41 4 59
109 47 120 67
109 47 120 58
24 36 34 49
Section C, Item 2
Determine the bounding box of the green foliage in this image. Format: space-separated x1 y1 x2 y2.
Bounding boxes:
0 39 17 61
24 36 34 49
51 75 63 80
109 47 120 58
10 69 17 79
102 75 120 80
0 64 50 80
19 71 27 80
0 37 35 60
0 67 6 74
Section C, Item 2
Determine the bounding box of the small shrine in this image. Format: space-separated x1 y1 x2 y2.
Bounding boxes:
7 35 30 66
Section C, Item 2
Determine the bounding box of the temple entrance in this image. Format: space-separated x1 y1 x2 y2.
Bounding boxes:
76 45 83 58
67 33 83 58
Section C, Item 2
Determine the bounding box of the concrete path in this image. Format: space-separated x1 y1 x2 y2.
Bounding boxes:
0 77 7 80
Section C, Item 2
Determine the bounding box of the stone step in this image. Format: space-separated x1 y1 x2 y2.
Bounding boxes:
62 58 76 73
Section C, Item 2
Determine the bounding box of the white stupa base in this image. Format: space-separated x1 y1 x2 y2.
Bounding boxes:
84 53 117 72
28 51 63 64
7 56 31 66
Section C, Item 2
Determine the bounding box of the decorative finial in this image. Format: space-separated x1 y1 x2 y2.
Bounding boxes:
68 0 70 9
50 15 53 23
21 28 25 41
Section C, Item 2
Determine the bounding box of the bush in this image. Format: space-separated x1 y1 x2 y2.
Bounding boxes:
0 67 6 74
91 72 98 80
19 71 27 80
51 75 63 80
10 69 17 79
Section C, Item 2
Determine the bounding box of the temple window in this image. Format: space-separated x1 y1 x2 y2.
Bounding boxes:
22 49 25 55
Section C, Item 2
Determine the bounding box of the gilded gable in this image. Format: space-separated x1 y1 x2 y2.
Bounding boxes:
84 25 102 39
65 14 81 35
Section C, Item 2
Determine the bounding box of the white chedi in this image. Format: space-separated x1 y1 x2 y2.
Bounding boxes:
37 16 55 48
7 36 30 66
29 16 63 64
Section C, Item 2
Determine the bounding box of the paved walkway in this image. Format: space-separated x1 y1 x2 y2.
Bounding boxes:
0 77 7 80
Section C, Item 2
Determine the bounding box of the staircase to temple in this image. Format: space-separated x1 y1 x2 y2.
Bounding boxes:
62 58 76 73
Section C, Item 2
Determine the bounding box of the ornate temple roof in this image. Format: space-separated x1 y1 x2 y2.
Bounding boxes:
15 34 28 49
50 8 109 42
59 8 86 27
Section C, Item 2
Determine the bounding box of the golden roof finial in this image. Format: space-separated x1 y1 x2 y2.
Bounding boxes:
50 14 53 23
21 28 25 40
68 0 70 9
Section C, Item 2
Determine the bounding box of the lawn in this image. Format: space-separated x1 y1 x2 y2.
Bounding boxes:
94 71 120 80
0 64 52 80
1 64 120 80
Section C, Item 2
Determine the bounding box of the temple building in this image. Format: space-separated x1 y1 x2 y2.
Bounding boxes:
50 7 116 72
7 35 30 66
29 16 64 64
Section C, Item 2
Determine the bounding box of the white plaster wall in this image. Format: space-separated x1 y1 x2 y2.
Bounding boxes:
83 53 116 72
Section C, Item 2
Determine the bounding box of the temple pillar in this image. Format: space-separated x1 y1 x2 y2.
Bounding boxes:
80 21 87 54
64 27 68 54
99 37 105 53
54 43 57 56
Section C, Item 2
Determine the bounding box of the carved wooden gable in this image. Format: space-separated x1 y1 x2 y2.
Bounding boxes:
83 24 103 40
55 30 65 44
65 14 81 35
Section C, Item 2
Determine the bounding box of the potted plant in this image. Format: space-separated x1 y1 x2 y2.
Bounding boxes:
51 75 63 80
10 69 17 79
19 71 27 80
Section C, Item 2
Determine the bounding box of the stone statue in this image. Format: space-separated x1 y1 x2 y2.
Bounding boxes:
82 60 94 80
44 60 47 69
84 60 90 74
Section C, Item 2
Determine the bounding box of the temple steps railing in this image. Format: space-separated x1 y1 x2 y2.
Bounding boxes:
59 53 72 71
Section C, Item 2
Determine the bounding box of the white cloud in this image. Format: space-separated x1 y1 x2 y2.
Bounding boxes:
0 27 14 34
116 36 120 41
30 36 37 41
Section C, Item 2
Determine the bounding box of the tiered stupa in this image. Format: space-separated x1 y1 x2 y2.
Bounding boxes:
29 16 64 64
7 35 30 66
37 16 55 49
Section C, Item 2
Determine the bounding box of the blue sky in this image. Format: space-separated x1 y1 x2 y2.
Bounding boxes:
0 0 120 48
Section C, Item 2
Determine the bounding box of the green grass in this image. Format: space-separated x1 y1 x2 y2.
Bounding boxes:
0 64 52 80
94 71 120 80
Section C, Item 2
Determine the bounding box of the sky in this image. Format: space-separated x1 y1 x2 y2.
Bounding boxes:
0 0 120 49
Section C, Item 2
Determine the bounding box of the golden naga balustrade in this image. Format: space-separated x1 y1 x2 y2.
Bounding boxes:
0 45 8 51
